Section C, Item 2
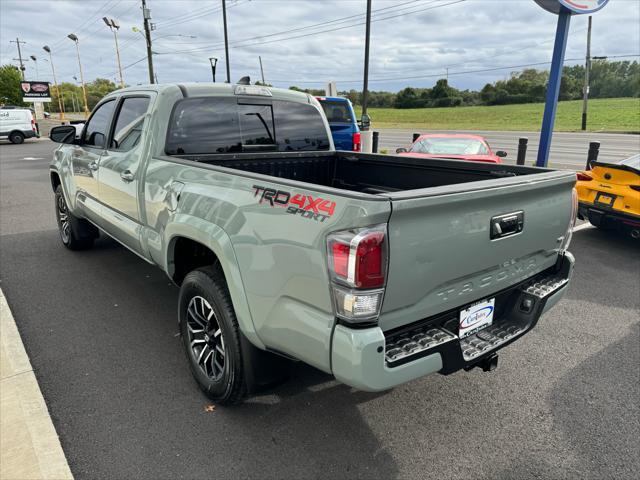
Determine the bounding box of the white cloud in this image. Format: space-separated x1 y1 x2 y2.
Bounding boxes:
1 0 638 92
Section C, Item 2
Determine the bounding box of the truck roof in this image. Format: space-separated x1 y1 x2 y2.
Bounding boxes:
108 83 313 104
316 96 350 102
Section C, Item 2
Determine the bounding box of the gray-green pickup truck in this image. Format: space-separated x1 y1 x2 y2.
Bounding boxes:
49 83 577 405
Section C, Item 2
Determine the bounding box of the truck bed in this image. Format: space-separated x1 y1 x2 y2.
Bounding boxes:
174 151 544 195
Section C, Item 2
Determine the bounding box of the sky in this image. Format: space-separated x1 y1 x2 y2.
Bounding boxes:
1 0 639 92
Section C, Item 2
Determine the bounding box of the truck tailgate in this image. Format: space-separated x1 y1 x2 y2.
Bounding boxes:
379 171 576 332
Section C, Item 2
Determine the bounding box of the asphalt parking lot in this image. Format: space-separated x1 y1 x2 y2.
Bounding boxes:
1 139 638 479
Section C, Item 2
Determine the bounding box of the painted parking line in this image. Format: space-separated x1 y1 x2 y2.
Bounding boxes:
572 222 593 232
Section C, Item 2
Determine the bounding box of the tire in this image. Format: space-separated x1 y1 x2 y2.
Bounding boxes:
9 132 24 144
54 185 97 250
179 265 247 405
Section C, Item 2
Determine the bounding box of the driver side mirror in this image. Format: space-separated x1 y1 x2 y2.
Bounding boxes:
49 125 77 144
396 147 408 154
496 150 507 158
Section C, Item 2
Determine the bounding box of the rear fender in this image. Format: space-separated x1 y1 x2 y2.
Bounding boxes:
164 215 264 349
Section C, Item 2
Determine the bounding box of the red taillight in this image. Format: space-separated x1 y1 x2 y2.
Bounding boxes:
31 118 36 132
576 172 592 181
327 226 387 289
353 132 361 152
332 242 350 278
354 232 384 288
327 225 387 323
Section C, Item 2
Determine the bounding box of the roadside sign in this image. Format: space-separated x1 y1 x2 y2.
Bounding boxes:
20 81 51 103
534 0 609 15
534 0 609 167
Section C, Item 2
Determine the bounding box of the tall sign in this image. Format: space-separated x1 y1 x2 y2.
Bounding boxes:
533 0 609 167
20 81 52 103
535 0 609 15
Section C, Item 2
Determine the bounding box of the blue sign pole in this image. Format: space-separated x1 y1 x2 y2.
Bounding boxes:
536 8 571 167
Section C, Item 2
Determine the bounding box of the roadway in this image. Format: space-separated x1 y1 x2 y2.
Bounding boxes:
377 129 640 170
1 140 638 479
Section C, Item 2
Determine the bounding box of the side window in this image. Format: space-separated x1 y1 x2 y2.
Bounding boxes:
82 100 116 148
111 97 150 151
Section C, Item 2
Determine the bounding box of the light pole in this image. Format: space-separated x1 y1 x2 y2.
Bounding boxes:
209 57 218 82
29 55 39 79
103 17 125 88
43 45 66 120
67 34 90 117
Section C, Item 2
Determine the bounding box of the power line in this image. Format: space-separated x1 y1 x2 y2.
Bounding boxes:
98 55 147 79
155 0 465 55
155 0 247 29
49 0 124 51
271 54 640 85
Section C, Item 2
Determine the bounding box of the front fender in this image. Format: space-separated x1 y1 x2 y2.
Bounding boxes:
164 214 264 350
50 145 80 214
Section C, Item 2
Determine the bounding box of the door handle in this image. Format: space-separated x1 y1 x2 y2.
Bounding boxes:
88 161 99 171
120 170 135 182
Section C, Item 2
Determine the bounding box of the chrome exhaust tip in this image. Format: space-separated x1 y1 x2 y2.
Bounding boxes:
631 229 640 239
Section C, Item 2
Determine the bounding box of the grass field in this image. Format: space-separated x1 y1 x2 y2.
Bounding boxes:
357 98 640 133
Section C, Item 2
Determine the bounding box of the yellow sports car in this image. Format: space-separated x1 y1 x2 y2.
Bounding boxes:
576 153 640 238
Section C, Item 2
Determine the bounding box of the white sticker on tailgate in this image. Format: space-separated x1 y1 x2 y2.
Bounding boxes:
459 298 495 339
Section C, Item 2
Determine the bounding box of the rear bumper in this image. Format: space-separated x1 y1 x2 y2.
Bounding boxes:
578 202 640 228
331 252 574 392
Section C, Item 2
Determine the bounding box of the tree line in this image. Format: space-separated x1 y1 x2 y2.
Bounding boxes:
1 59 637 112
291 60 639 109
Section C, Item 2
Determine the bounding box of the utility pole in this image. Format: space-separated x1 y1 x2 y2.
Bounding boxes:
141 0 155 84
10 38 26 79
258 56 265 84
581 15 592 131
222 0 231 83
361 0 372 118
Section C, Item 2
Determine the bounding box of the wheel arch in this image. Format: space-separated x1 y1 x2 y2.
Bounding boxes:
50 170 61 192
165 223 264 349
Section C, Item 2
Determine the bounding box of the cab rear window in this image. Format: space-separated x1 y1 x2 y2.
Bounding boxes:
165 97 330 155
319 100 354 124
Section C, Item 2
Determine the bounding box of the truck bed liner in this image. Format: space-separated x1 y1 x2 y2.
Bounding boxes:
176 152 544 194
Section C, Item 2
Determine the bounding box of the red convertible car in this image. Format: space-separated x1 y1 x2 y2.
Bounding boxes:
396 133 507 163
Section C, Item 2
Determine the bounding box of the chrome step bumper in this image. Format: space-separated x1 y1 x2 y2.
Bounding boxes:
384 258 573 371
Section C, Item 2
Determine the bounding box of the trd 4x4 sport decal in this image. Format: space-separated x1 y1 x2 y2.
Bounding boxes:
252 185 336 222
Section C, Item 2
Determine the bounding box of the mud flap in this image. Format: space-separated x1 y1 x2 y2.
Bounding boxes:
240 332 291 394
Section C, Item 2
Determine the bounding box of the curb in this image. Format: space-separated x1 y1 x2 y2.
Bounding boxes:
1 288 73 480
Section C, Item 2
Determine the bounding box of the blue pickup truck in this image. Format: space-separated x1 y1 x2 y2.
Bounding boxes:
316 96 360 152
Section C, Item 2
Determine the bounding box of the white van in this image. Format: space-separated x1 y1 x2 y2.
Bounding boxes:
0 108 38 144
